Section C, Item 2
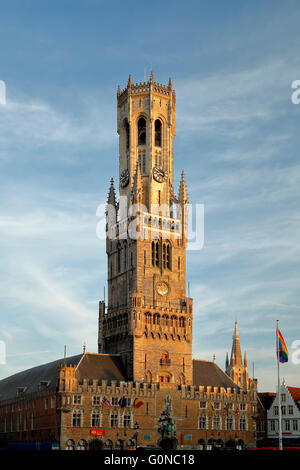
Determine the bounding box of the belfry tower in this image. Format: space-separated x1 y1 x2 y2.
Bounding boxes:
98 73 193 385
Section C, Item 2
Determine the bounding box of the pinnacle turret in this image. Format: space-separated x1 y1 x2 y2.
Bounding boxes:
107 178 117 207
225 352 229 369
131 161 143 204
178 171 188 205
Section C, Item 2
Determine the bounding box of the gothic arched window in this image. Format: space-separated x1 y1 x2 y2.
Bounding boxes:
123 241 127 270
152 241 159 267
124 120 130 150
162 241 171 270
117 243 121 273
155 119 162 147
137 117 146 146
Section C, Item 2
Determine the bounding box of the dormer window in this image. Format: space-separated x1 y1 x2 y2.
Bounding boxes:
40 380 50 388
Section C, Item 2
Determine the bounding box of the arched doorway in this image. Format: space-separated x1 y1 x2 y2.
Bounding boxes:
88 438 104 450
104 439 113 450
77 439 87 450
115 439 124 450
225 439 236 450
237 439 244 450
207 438 215 450
65 439 75 450
215 439 224 450
126 439 136 450
198 438 206 450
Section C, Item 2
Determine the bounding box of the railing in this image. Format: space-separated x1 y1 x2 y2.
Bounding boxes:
160 359 171 366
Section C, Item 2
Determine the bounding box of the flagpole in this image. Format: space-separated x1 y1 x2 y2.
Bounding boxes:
276 320 283 451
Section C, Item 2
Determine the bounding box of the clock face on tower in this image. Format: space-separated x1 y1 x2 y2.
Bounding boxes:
156 281 169 296
153 166 167 183
120 169 130 187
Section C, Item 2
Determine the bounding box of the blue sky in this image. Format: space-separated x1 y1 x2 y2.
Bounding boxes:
0 0 300 391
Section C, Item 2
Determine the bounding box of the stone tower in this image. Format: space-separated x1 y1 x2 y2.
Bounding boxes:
225 321 250 389
98 73 193 385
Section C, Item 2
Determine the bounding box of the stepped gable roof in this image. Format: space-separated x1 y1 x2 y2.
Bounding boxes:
0 354 82 402
0 352 126 403
193 359 239 389
287 387 300 409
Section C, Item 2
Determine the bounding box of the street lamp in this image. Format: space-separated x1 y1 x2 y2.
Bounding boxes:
134 422 139 449
158 410 175 450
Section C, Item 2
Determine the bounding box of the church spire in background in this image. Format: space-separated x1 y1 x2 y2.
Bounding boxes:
230 320 243 366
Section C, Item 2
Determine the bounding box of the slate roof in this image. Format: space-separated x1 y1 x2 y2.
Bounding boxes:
0 352 125 403
193 359 239 389
76 353 126 383
257 392 276 411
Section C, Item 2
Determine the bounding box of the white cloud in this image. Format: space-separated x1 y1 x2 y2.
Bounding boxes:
0 91 116 155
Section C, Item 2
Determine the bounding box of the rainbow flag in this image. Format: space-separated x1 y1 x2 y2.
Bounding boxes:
278 330 288 363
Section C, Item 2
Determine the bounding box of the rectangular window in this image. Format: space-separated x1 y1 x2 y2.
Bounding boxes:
293 420 298 431
110 413 119 428
281 394 286 402
288 405 293 415
284 420 290 431
93 396 101 406
198 417 206 429
199 402 206 409
72 412 81 427
282 406 286 416
212 417 221 430
91 413 101 427
274 406 279 416
240 403 246 411
73 395 81 405
123 415 131 428
270 420 276 431
226 418 233 430
111 397 119 406
213 402 220 410
239 418 246 430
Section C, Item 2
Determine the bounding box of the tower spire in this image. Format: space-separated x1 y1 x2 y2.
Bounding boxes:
230 320 243 366
178 171 188 204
